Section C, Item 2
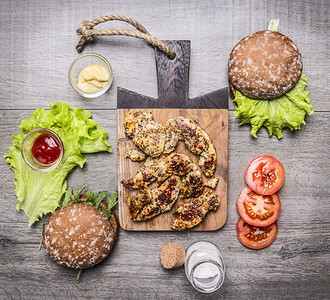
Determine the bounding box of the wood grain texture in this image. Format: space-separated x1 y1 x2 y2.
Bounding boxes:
1 111 329 300
156 40 190 105
118 109 228 231
0 0 328 111
117 39 228 231
0 0 329 299
117 40 228 109
117 86 228 109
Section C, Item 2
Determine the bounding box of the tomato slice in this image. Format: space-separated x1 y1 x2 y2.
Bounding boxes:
236 217 278 249
237 186 281 227
245 155 285 195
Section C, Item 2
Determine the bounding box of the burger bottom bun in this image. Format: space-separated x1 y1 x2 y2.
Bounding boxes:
43 199 119 269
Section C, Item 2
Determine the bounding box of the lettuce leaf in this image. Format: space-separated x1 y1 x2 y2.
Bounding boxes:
5 102 112 226
233 73 314 139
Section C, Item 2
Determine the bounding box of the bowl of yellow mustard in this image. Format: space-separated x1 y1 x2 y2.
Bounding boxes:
68 53 113 98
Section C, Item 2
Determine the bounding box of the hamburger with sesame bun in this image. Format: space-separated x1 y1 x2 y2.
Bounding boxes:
228 19 313 139
42 185 119 272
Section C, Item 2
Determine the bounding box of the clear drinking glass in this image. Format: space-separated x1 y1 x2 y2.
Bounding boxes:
185 241 225 293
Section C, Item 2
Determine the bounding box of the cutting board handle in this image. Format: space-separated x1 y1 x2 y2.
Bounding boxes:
117 40 228 109
155 40 190 107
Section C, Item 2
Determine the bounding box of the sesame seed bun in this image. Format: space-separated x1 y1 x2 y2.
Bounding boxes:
42 199 118 269
228 30 302 99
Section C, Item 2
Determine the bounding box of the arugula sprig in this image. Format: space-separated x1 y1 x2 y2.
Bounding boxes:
38 223 46 251
61 187 74 208
60 184 118 219
95 191 108 209
268 19 279 31
106 191 118 219
74 184 86 204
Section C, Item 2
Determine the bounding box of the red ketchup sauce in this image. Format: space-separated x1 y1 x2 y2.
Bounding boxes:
31 133 61 165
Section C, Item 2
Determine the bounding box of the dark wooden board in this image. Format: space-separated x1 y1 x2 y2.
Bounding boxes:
117 40 228 109
117 40 228 230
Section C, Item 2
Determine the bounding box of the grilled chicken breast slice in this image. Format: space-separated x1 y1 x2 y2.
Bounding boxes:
121 153 193 189
126 149 146 162
163 129 179 154
124 110 153 138
126 185 151 220
132 120 166 157
134 176 181 221
198 140 216 177
180 164 204 199
165 117 206 155
204 176 220 189
165 116 216 177
171 190 220 231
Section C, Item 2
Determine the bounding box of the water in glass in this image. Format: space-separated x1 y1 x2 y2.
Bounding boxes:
185 241 225 293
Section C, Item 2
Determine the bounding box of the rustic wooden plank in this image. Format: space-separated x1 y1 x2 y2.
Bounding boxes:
0 0 328 111
0 0 329 299
0 228 329 299
155 40 191 106
117 108 228 231
117 87 228 109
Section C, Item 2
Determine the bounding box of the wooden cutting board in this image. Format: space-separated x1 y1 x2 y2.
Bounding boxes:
117 40 228 231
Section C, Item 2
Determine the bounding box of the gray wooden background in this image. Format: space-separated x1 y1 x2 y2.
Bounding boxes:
0 0 329 299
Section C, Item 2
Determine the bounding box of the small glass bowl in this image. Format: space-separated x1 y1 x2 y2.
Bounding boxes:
21 128 64 172
68 53 113 98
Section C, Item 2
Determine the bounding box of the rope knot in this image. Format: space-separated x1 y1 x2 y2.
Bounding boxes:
75 14 176 58
79 20 94 41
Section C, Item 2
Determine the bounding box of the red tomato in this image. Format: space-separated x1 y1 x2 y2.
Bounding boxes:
236 217 278 249
245 155 285 195
237 186 281 227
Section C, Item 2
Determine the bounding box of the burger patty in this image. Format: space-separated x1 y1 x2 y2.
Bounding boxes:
228 30 302 99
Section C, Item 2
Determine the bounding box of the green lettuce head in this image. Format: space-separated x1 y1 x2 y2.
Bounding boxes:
5 102 112 226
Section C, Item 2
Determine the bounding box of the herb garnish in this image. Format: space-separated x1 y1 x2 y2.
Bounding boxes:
106 191 118 219
77 269 82 280
60 184 118 219
38 223 46 251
